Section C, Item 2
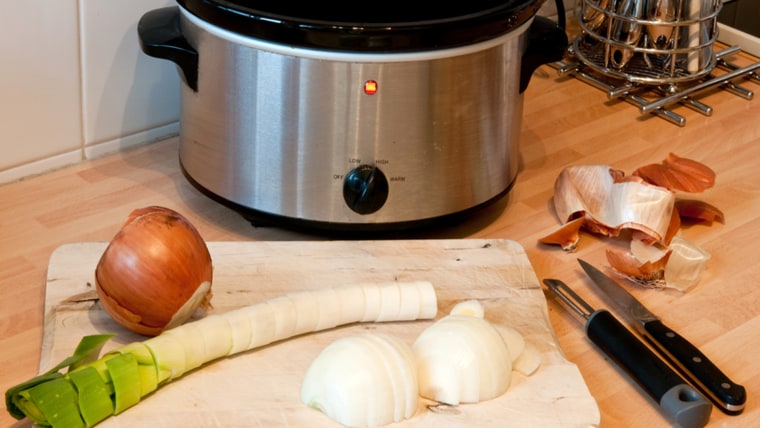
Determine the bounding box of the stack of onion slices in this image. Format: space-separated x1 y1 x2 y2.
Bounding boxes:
95 206 213 336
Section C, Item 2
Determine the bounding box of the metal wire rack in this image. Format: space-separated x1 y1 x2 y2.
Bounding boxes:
553 0 760 126
551 45 760 126
577 0 722 84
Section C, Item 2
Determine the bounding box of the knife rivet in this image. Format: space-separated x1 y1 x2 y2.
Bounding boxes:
692 356 702 363
666 332 675 338
722 382 731 389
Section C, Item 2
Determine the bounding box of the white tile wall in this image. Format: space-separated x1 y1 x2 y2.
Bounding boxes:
0 0 83 180
0 0 180 184
80 0 179 156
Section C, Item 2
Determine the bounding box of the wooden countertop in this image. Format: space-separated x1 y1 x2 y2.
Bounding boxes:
2 50 759 427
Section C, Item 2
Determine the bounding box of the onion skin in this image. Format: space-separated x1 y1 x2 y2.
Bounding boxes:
95 206 213 336
633 153 716 193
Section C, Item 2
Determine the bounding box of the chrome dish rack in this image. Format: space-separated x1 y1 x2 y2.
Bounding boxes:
554 0 760 125
576 0 722 84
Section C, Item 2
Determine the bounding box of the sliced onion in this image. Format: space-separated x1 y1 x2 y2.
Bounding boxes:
413 314 512 405
95 206 213 336
450 299 486 318
512 343 541 376
300 333 418 428
496 325 526 363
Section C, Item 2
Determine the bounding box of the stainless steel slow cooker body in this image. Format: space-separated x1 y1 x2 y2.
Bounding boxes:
139 1 567 233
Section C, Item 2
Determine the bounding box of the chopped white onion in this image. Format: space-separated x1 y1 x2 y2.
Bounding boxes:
301 298 543 426
450 299 486 318
512 343 541 376
496 325 526 363
413 314 512 405
300 333 418 428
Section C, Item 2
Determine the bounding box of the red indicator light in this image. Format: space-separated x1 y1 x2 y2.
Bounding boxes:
364 80 378 95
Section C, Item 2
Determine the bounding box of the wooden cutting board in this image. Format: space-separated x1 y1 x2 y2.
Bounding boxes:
41 239 599 427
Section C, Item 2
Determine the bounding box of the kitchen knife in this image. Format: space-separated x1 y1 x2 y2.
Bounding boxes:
543 278 712 428
578 258 747 414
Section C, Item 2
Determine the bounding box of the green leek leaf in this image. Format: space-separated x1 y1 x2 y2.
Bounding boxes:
70 334 118 370
68 367 113 427
112 342 159 395
105 353 141 414
25 377 84 428
5 334 114 421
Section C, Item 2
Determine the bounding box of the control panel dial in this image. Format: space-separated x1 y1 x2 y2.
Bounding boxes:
342 164 389 215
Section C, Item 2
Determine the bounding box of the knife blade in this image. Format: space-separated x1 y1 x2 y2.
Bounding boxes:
578 258 747 414
543 278 712 428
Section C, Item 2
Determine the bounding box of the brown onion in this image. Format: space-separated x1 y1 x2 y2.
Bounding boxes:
95 206 213 336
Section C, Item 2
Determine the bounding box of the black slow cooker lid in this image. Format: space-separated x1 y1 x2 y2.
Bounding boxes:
177 0 544 52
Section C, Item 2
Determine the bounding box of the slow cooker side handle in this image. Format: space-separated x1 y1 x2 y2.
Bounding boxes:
519 16 569 94
138 7 199 92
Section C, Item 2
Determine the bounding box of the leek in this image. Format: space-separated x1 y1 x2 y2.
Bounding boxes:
5 281 437 427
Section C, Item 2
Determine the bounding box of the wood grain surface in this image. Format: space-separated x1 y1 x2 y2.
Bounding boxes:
2 48 759 427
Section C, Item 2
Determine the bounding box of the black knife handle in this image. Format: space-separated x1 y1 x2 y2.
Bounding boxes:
586 310 712 427
644 319 747 413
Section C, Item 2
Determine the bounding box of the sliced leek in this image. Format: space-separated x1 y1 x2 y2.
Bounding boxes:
5 281 437 428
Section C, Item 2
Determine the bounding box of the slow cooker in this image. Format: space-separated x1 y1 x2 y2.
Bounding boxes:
138 1 567 233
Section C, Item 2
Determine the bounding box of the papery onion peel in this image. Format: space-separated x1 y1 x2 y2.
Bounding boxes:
632 152 716 193
608 237 712 292
540 154 720 291
548 165 674 243
95 206 214 336
606 248 671 284
538 216 585 251
675 199 725 225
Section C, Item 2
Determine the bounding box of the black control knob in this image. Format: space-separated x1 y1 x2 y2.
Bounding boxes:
343 164 389 215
